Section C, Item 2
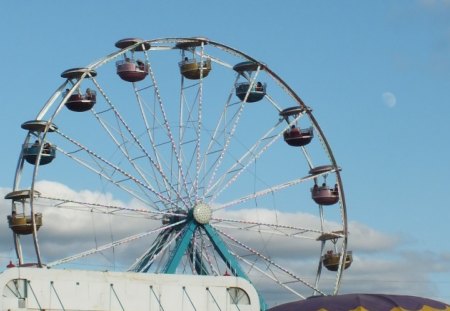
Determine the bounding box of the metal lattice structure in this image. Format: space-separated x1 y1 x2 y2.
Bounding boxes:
7 37 351 308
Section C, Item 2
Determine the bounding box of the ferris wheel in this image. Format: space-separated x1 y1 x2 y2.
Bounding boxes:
7 37 352 307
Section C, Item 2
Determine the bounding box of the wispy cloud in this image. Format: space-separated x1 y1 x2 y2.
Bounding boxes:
1 184 449 305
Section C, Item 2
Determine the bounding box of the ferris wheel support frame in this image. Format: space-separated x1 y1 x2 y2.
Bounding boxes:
8 37 350 306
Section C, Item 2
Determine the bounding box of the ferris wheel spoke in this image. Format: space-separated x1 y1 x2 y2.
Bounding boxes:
85 110 168 201
205 122 282 202
202 66 265 200
133 83 173 197
146 54 191 204
47 220 186 268
128 228 183 272
203 83 247 199
216 227 325 296
55 131 177 209
91 77 188 209
132 82 175 198
211 219 324 240
262 93 283 113
200 75 239 172
176 47 208 202
187 233 208 275
301 146 315 170
195 51 233 69
214 168 335 212
195 230 221 275
187 229 222 276
88 92 167 196
206 118 289 202
55 146 164 209
35 194 187 220
128 231 170 272
232 252 306 299
191 44 209 202
178 82 200 200
141 53 191 203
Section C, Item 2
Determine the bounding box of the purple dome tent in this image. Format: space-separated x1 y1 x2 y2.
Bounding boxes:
268 293 450 311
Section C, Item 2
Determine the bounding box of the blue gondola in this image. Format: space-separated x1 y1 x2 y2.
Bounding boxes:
23 142 56 165
235 82 266 102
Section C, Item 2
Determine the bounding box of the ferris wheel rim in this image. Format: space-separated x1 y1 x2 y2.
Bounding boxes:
9 36 350 305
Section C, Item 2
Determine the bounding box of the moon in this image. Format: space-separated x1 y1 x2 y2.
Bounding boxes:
382 92 397 108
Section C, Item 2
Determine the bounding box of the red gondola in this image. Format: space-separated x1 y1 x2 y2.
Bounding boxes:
283 126 313 147
64 89 96 112
116 59 149 82
311 183 339 205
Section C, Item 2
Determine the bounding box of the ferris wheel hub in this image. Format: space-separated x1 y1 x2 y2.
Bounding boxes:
192 202 212 224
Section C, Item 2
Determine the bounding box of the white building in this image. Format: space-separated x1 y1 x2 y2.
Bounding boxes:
0 267 260 311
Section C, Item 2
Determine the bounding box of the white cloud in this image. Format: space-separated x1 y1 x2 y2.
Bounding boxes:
0 184 162 268
1 184 450 306
347 221 400 253
339 251 450 302
382 92 397 108
215 208 323 257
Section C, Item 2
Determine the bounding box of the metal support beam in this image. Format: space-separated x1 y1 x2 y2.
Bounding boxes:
202 224 248 280
203 224 267 311
164 221 197 273
133 228 174 272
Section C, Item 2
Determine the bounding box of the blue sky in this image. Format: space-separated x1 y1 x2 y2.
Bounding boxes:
1 0 450 305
